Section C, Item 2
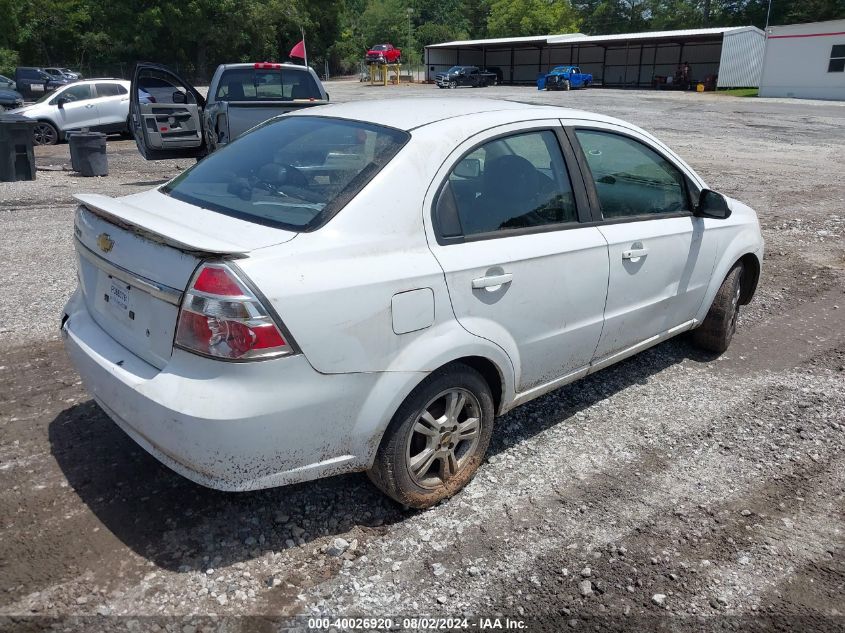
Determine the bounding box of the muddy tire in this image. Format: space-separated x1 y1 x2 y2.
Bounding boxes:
693 263 743 354
368 364 495 509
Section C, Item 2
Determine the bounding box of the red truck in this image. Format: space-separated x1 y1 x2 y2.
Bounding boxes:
366 43 402 65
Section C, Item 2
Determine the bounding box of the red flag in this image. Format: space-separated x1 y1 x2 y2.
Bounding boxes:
290 40 306 59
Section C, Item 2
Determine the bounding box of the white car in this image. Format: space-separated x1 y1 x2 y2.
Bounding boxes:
62 99 763 508
10 79 130 145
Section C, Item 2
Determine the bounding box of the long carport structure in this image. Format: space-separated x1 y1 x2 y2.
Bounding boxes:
425 26 765 88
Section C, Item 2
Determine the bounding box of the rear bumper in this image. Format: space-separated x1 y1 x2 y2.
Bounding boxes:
61 289 408 491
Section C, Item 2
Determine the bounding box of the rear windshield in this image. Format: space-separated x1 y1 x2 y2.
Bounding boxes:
163 116 410 231
215 68 322 101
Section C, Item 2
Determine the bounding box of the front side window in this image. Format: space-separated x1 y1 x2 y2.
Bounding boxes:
50 84 93 105
163 116 409 231
215 68 321 101
575 129 689 219
438 130 578 237
829 44 845 73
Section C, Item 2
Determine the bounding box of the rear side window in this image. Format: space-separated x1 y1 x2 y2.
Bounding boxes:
575 129 689 219
215 68 321 101
163 116 409 231
95 83 126 97
437 130 578 238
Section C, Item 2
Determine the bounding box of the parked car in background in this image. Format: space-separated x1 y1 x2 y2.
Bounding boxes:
0 74 15 90
9 79 131 144
44 67 78 82
0 87 25 111
59 67 83 80
482 67 503 85
542 65 592 91
130 61 328 159
366 43 402 64
14 67 65 99
435 66 497 89
62 98 762 509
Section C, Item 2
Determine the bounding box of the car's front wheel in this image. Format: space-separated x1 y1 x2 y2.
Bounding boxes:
693 263 743 354
33 121 59 145
368 364 495 509
563 79 571 91
449 81 457 89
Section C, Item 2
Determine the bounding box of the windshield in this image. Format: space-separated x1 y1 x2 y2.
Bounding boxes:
215 68 322 101
447 66 464 73
34 88 58 104
163 116 410 231
372 45 388 51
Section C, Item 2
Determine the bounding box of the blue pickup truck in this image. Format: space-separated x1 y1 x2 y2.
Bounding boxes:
540 66 592 91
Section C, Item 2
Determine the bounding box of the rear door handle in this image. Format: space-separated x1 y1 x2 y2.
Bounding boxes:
622 247 649 260
472 273 513 289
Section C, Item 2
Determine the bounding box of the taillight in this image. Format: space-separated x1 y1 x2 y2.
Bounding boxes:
174 262 293 361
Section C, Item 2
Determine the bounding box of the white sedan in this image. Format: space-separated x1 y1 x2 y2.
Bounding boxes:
62 99 763 508
10 79 131 145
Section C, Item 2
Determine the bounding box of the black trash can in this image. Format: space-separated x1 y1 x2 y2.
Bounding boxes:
0 113 38 182
66 131 81 172
68 131 108 177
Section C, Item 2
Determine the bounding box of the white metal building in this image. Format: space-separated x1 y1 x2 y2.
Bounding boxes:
425 26 766 88
759 19 845 100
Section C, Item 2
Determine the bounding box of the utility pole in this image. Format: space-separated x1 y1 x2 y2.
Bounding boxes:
765 0 773 31
406 7 413 77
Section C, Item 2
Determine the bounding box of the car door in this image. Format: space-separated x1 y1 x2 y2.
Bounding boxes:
93 82 130 129
426 123 610 393
52 84 101 131
568 125 718 361
130 62 206 160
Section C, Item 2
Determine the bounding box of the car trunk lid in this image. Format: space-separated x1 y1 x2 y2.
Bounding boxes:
73 190 297 369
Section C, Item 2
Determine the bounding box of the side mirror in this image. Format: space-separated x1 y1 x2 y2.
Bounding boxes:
453 157 481 179
696 189 731 219
172 90 187 104
57 97 67 109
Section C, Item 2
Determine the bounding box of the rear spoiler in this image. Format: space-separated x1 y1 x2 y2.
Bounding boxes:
74 193 251 255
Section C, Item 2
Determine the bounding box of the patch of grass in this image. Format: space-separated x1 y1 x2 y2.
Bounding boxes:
716 88 759 98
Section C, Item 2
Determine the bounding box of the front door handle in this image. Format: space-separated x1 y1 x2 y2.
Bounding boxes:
85 104 94 109
622 247 649 260
472 273 513 289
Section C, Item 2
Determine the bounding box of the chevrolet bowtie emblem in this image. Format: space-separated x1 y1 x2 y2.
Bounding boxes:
97 233 114 253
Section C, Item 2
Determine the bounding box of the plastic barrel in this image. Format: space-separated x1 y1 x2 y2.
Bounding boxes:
69 131 108 177
0 113 37 182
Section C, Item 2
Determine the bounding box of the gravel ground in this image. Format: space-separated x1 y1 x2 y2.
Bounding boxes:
0 82 844 631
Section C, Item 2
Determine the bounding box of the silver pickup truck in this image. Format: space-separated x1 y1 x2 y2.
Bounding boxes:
129 61 329 160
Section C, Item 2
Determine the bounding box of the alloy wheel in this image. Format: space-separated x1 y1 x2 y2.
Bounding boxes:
33 123 58 145
405 388 482 489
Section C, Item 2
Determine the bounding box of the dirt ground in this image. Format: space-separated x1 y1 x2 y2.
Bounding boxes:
0 82 843 632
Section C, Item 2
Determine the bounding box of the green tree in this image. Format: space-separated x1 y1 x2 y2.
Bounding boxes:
487 0 581 36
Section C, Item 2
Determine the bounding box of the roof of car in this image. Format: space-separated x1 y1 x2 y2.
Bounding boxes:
287 97 619 132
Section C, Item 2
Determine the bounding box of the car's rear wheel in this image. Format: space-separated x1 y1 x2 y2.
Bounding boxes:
368 364 495 509
693 263 743 354
33 121 59 145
